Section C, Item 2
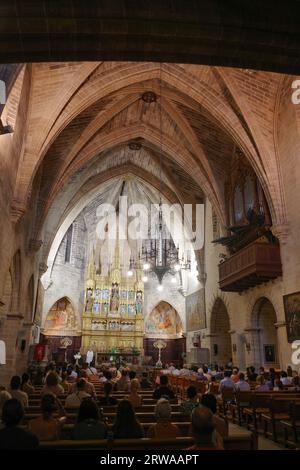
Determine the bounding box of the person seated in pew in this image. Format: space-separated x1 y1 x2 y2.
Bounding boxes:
231 368 239 384
0 399 39 449
218 371 235 393
281 371 292 386
235 372 250 392
65 378 92 408
114 369 130 392
10 375 29 409
201 393 227 448
21 373 35 396
153 375 175 400
42 372 65 397
0 387 12 421
140 371 152 389
98 382 118 406
255 375 270 392
66 365 78 383
29 393 66 441
273 378 284 391
186 405 220 450
180 385 199 414
72 398 108 440
127 378 142 409
60 371 70 393
69 376 96 399
147 398 181 439
112 399 144 439
292 372 300 391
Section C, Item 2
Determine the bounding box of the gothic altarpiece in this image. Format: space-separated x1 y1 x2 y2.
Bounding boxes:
81 246 144 361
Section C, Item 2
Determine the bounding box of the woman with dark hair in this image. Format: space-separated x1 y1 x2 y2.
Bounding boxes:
42 373 64 396
201 393 228 448
21 373 35 396
0 399 39 449
112 400 144 439
72 398 107 440
29 393 66 441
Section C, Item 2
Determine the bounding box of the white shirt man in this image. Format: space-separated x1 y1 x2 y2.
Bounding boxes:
86 349 94 366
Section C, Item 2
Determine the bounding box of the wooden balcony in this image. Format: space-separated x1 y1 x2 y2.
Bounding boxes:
218 242 282 292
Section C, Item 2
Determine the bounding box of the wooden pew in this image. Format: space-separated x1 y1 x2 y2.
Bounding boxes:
38 433 255 450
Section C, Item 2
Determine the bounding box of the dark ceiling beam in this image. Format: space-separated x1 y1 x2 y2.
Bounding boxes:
1 1 300 74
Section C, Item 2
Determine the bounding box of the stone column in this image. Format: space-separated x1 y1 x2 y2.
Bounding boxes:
0 314 23 386
243 328 261 369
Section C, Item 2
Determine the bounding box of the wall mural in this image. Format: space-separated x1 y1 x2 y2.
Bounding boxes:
43 297 78 336
186 289 206 331
283 291 300 343
145 301 183 337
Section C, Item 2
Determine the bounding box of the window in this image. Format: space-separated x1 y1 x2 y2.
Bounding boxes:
65 224 73 262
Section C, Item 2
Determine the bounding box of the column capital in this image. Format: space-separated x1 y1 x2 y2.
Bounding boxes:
10 200 26 223
271 223 290 244
28 239 43 253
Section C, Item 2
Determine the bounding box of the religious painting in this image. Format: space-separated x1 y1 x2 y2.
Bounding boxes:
283 291 300 343
145 301 183 337
136 290 143 314
186 289 206 331
264 344 276 363
44 297 78 336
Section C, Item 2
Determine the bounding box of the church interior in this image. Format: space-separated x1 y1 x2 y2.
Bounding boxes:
0 1 300 453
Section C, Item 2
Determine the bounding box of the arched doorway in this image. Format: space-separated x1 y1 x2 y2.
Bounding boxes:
210 298 232 366
251 297 279 368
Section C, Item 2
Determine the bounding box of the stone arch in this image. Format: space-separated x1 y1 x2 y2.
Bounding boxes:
210 297 232 366
249 297 279 369
43 296 79 337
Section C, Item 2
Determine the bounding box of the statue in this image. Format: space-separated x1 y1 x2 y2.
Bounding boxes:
110 282 119 314
153 339 167 368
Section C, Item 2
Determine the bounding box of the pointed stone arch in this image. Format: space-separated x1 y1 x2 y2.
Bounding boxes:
209 297 232 366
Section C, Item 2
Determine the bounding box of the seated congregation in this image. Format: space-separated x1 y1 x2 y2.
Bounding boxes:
0 361 299 450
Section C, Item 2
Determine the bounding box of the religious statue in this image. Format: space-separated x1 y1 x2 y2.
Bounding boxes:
110 282 119 314
136 290 143 314
85 288 93 311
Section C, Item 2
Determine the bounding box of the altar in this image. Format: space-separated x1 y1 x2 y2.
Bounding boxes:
81 240 144 356
96 352 140 366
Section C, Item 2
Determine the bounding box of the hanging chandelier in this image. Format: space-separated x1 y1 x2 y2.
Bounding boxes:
139 200 191 287
127 67 191 286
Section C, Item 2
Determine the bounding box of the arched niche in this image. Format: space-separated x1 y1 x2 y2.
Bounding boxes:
210 297 232 366
251 297 279 368
145 301 183 338
43 297 79 337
